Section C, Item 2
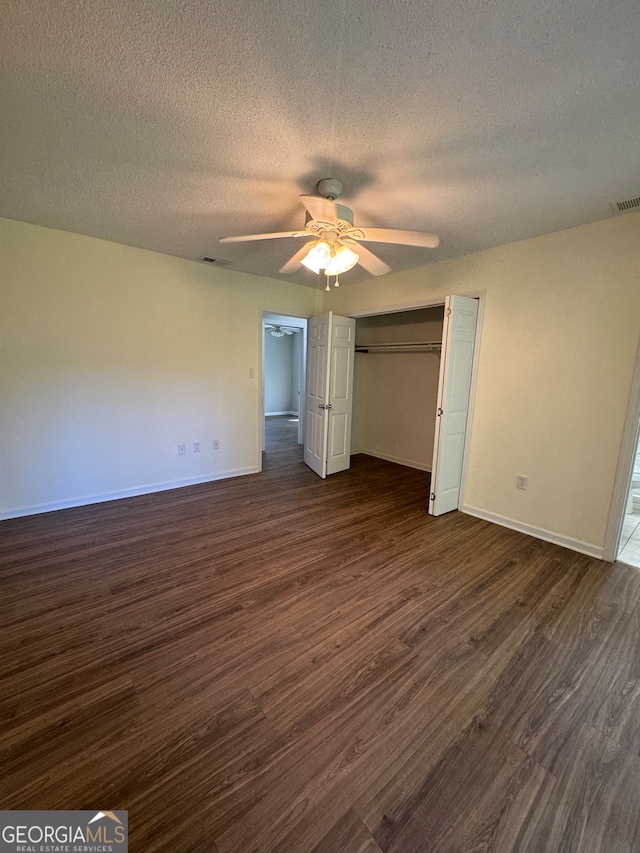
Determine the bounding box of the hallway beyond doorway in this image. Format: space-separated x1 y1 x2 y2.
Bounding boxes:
263 415 303 471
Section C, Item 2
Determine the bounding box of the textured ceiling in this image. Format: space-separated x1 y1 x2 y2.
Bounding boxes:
2 0 639 287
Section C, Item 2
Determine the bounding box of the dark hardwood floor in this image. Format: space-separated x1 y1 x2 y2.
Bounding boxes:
1 415 640 852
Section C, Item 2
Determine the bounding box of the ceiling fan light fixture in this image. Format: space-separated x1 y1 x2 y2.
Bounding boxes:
300 241 359 279
325 244 359 275
300 241 331 274
269 325 285 337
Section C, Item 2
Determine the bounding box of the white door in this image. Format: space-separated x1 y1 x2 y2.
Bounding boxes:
304 313 331 477
304 312 355 478
429 295 479 515
326 314 356 475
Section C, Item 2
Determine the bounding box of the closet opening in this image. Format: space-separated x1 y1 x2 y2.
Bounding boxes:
353 306 445 476
351 295 480 515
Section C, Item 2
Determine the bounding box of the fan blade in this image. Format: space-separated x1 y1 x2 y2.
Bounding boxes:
354 244 391 276
220 230 308 243
284 329 294 335
279 242 316 274
357 227 439 249
300 195 337 225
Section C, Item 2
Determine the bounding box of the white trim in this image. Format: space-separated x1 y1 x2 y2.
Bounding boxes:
265 410 299 417
603 332 640 561
358 449 432 472
461 503 605 560
0 467 259 521
347 290 485 318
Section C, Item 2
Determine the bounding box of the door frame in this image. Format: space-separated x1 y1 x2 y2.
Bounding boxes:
258 310 308 470
603 332 640 561
348 292 485 511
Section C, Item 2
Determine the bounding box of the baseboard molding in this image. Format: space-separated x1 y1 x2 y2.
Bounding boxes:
0 466 260 521
359 449 432 472
265 411 298 417
461 504 605 560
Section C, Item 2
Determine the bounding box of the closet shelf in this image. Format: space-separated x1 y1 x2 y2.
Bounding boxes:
355 341 442 353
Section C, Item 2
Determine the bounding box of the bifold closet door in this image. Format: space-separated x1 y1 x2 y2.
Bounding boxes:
304 312 356 479
429 295 478 516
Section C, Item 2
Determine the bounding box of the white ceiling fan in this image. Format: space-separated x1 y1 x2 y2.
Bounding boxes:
265 324 301 337
220 179 439 287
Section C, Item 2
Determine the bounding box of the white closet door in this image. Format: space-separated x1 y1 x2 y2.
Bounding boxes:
304 312 355 479
304 313 331 478
429 295 478 515
326 314 356 475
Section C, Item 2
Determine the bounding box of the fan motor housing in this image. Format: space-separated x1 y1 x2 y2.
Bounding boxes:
335 204 354 225
304 204 353 228
316 178 343 200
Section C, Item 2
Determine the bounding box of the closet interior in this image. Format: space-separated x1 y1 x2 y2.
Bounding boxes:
352 306 445 471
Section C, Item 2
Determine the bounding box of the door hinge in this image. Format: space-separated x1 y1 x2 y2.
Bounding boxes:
446 307 452 316
431 493 436 501
437 408 444 416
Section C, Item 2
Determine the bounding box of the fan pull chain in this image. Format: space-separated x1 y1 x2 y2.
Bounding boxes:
324 273 342 290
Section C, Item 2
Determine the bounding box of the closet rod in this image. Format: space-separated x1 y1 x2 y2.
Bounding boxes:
355 341 442 353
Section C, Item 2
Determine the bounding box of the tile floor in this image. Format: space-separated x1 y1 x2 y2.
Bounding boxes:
618 506 640 567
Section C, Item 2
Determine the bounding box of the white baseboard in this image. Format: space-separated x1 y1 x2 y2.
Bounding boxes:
359 449 432 472
461 504 605 560
265 411 298 417
0 466 260 521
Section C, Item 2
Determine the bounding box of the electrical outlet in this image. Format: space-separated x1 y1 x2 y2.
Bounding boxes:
516 474 528 490
193 441 201 453
212 439 220 450
177 444 186 456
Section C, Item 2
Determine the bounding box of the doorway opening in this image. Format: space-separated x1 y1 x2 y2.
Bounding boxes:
618 428 640 567
353 305 445 473
605 334 640 564
261 312 307 470
351 296 480 516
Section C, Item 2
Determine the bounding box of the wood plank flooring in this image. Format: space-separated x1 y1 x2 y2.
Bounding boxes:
1 414 640 852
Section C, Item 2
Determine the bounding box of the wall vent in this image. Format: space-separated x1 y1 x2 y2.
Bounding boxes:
199 256 232 266
609 196 640 215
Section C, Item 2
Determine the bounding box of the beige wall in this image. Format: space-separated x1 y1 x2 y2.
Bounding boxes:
0 217 321 517
329 213 640 554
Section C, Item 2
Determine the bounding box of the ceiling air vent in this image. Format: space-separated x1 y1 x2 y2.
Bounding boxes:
199 256 232 266
609 196 640 215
